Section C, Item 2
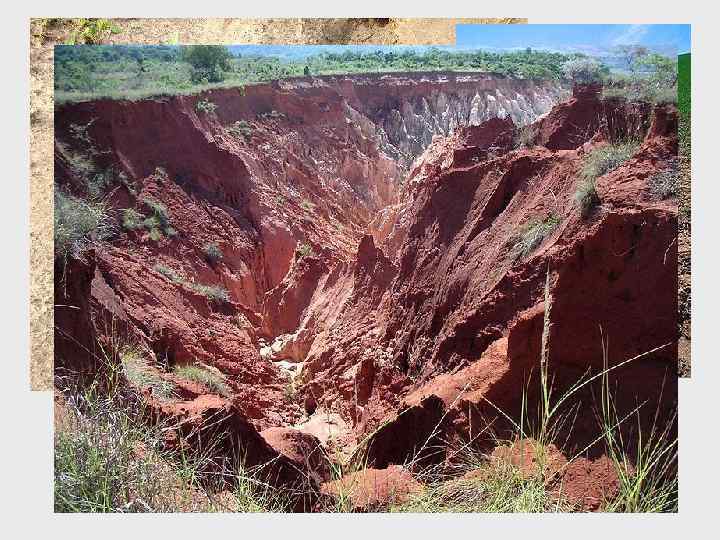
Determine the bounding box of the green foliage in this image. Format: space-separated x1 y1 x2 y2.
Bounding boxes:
153 264 184 283
121 208 145 231
296 243 314 258
188 283 230 303
581 140 640 181
227 120 253 140
300 199 315 211
573 178 601 218
55 45 590 103
203 242 223 264
173 364 231 397
648 161 678 199
121 348 176 399
514 125 537 149
180 45 233 83
392 459 564 513
603 50 678 105
511 215 561 259
153 263 230 302
561 57 607 84
141 197 175 239
196 98 218 115
54 189 114 262
67 18 121 45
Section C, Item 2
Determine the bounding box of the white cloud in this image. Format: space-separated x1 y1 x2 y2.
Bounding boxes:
611 25 650 46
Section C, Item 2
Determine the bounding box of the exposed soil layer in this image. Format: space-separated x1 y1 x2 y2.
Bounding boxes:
54 77 678 511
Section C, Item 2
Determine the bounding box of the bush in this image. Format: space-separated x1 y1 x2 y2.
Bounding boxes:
196 99 218 115
515 125 536 149
180 45 233 83
153 264 183 283
511 215 561 259
300 199 315 211
121 348 176 399
54 189 114 262
67 18 121 45
121 208 145 231
141 197 175 239
227 120 252 140
649 161 678 199
561 58 607 85
203 242 223 264
296 243 314 258
189 283 230 303
573 178 601 218
581 140 640 181
173 364 231 397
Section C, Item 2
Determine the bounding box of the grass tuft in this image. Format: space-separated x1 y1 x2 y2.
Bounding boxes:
203 242 223 264
581 140 640 181
173 364 231 397
648 161 678 200
511 215 561 259
54 188 114 263
196 99 217 115
573 178 601 218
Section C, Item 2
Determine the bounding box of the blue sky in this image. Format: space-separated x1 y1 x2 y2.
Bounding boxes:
456 24 691 56
227 24 690 61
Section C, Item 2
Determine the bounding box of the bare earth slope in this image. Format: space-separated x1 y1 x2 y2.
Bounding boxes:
54 76 677 510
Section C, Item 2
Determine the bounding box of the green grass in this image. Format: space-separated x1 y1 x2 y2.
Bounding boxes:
173 364 231 397
121 208 145 231
391 459 565 513
573 178 601 217
195 99 217 115
139 197 176 240
120 348 176 399
227 120 253 140
54 46 585 104
66 18 121 45
581 140 640 181
153 263 229 302
648 162 679 200
188 283 230 302
54 188 114 263
511 215 561 259
296 242 315 259
203 242 223 264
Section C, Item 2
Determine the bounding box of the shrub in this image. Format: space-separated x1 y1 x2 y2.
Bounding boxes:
300 199 315 211
67 18 121 45
173 364 231 397
561 58 607 85
296 243 314 259
227 120 252 140
515 125 536 149
648 161 678 199
203 242 223 264
511 215 561 259
141 197 175 239
121 208 145 231
180 45 232 83
196 99 218 115
54 189 114 262
189 283 230 303
581 140 640 181
121 348 176 399
573 178 601 218
153 264 183 283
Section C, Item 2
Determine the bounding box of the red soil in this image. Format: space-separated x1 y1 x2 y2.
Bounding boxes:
54 76 678 511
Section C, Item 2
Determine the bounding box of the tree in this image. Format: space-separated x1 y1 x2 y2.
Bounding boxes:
303 65 310 76
561 58 607 85
638 53 677 87
614 45 649 74
180 45 233 83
